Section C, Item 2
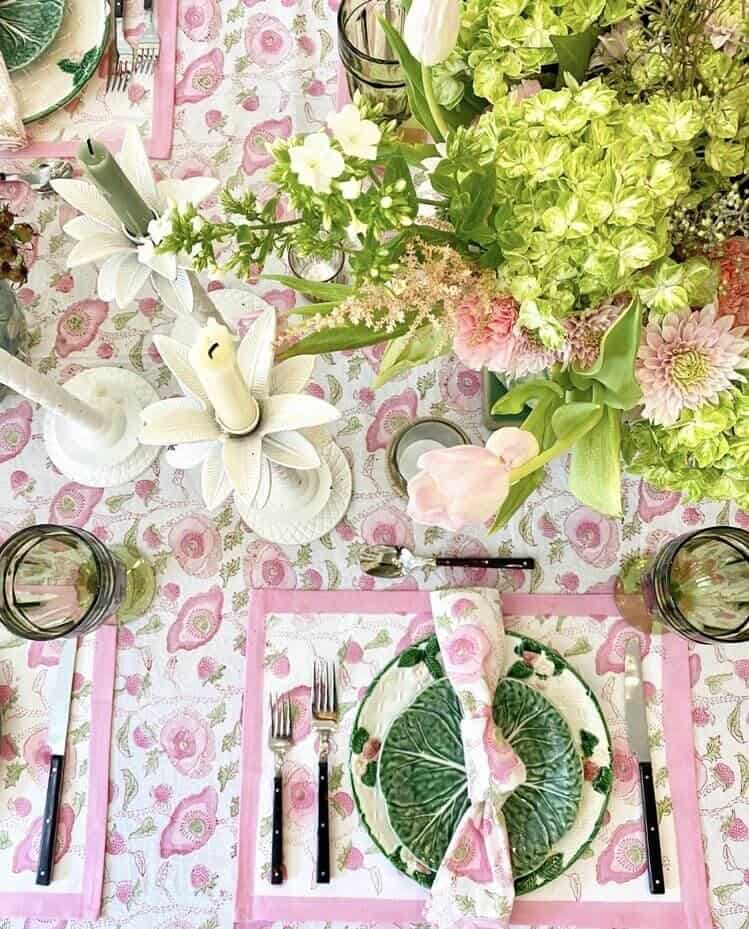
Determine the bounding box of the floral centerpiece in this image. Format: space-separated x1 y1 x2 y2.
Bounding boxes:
159 0 749 530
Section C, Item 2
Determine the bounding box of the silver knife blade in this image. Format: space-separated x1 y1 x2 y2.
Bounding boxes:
624 637 651 763
47 640 77 756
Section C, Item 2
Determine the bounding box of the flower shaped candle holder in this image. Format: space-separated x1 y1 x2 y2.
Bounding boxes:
139 302 352 543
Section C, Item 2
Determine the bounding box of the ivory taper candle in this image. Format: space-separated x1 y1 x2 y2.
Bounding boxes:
77 138 154 238
189 319 260 434
0 347 106 432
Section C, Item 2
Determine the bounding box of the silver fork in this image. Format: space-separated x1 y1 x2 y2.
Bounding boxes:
107 0 133 92
268 693 292 885
312 659 338 884
134 0 160 75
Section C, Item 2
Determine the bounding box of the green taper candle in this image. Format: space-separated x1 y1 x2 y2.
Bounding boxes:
77 138 154 238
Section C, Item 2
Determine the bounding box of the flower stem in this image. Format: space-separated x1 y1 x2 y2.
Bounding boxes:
421 64 450 142
508 408 603 483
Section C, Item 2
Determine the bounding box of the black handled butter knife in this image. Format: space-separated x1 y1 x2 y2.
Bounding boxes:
625 637 665 894
36 639 77 886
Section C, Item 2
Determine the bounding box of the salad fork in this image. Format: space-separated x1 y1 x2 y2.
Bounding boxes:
134 0 160 75
312 659 338 884
107 0 134 91
268 693 292 885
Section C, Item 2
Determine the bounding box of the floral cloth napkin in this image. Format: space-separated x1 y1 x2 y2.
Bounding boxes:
0 52 26 151
426 589 527 929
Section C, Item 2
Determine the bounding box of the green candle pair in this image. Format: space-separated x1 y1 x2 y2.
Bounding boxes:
77 138 154 239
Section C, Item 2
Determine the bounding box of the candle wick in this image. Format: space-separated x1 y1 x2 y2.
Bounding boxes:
208 342 219 359
86 138 94 155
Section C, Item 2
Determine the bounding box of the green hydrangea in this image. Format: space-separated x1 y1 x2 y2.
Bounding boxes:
472 79 706 340
435 0 643 106
623 386 749 509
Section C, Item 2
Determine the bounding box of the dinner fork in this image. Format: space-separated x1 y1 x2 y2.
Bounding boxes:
107 0 133 92
312 659 338 884
268 693 292 885
134 0 160 75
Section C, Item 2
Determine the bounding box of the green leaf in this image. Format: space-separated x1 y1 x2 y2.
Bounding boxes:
361 761 378 787
351 726 369 754
122 769 138 811
573 298 643 410
592 766 613 794
492 379 564 415
550 24 600 85
375 326 451 388
277 320 410 360
397 647 424 668
569 405 623 516
377 19 443 139
129 817 157 839
738 753 749 797
506 660 534 679
580 729 599 758
551 401 603 444
57 58 81 75
262 273 353 302
219 760 239 791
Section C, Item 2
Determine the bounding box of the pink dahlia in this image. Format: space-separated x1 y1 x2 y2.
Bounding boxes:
454 293 518 371
504 327 562 378
565 298 626 370
637 304 749 426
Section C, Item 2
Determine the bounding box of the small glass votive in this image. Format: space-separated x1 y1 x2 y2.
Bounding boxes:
614 526 749 644
338 0 410 123
387 417 471 496
287 246 346 303
0 524 155 642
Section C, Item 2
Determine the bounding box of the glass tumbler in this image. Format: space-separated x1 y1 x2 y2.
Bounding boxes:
614 526 749 644
338 0 410 123
0 524 155 641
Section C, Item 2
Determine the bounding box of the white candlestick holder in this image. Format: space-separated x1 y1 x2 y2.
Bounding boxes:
43 367 159 487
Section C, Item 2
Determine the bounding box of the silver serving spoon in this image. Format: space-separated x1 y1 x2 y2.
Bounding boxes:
0 160 74 194
359 544 535 579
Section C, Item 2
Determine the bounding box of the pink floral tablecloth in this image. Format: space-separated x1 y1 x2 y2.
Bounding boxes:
0 2 748 928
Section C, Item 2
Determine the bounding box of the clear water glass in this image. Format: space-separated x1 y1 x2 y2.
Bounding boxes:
0 525 153 641
338 0 410 123
615 526 749 644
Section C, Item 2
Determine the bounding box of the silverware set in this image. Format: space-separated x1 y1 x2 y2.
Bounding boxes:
269 660 338 885
107 0 160 92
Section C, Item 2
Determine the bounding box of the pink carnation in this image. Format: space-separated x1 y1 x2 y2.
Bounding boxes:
453 293 518 371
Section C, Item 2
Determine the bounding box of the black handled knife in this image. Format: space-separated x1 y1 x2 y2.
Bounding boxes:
625 637 665 895
36 639 77 886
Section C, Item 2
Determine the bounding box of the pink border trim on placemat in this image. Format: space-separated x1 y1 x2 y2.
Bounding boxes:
235 590 712 929
10 0 177 160
0 623 118 920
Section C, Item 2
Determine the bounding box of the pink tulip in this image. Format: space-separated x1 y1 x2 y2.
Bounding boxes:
406 427 539 531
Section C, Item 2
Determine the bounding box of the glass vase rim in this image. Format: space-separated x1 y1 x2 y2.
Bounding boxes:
337 0 404 67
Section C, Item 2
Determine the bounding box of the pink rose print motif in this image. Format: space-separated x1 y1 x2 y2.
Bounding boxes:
361 504 415 551
13 805 75 872
446 817 493 883
442 624 492 683
28 640 65 668
439 360 482 412
596 820 648 883
160 786 218 858
167 585 223 652
54 299 108 358
564 506 620 569
242 117 292 176
175 49 224 105
245 14 293 66
282 684 312 741
0 401 33 464
160 709 216 778
637 482 681 522
23 728 78 786
244 540 297 589
396 612 435 652
168 514 222 577
178 0 221 41
611 736 638 797
482 713 523 784
284 764 316 822
596 620 650 674
366 388 418 452
49 482 103 527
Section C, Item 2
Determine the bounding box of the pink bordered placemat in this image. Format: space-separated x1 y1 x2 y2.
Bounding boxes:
0 623 117 920
8 0 177 160
235 589 711 929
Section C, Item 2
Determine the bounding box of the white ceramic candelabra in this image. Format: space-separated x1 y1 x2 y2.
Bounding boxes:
139 300 352 543
0 348 158 486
